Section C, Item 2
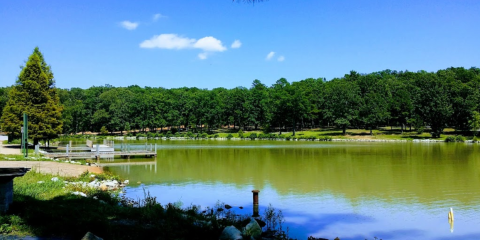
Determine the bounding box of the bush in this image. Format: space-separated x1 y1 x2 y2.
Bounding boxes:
147 132 155 138
100 126 108 135
226 134 233 139
201 133 208 139
187 132 194 138
238 129 244 138
285 136 291 140
445 136 456 142
455 135 465 142
416 126 425 134
214 134 219 139
249 133 257 140
473 136 479 143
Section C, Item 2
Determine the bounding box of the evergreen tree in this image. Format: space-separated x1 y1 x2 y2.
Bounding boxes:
0 48 63 144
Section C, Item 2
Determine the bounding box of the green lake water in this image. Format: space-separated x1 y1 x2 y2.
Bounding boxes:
100 140 480 240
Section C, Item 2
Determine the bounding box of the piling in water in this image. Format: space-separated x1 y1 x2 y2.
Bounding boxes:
252 190 260 217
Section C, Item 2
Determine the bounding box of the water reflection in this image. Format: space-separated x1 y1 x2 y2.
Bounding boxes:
107 141 480 239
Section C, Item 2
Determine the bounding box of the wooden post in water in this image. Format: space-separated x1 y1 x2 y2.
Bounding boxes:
252 190 260 217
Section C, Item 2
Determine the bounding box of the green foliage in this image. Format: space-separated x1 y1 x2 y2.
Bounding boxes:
248 133 257 139
100 126 108 135
455 135 465 142
469 111 480 136
445 136 456 142
1 48 63 144
237 129 244 138
226 133 233 139
445 135 465 142
9 66 479 138
416 126 425 134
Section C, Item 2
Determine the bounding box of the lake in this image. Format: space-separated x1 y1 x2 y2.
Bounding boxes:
103 140 480 240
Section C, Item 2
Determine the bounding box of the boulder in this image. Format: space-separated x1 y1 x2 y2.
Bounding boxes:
219 226 242 240
243 218 262 239
81 232 103 240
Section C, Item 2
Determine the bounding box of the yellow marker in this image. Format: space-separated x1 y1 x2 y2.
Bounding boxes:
448 208 454 221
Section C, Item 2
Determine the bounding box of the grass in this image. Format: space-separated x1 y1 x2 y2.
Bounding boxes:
1 171 292 240
208 127 476 141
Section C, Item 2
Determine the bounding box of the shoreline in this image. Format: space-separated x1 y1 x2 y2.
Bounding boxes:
107 136 478 143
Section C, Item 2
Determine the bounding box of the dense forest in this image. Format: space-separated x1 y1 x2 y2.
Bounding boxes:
1 67 479 138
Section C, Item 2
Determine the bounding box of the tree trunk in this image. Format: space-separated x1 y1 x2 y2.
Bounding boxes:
343 125 346 135
293 121 296 136
401 124 404 134
370 127 372 136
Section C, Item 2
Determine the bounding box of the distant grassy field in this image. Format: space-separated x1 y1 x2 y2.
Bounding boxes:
212 127 469 141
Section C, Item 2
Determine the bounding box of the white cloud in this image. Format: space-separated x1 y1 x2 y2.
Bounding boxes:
198 52 208 60
140 34 195 49
140 34 227 59
231 40 242 49
194 36 227 52
277 56 285 62
266 51 275 60
153 13 166 21
120 21 139 30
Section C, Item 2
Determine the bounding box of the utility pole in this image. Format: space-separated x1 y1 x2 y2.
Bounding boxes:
22 113 28 157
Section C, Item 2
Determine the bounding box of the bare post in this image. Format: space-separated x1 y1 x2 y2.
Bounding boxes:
252 190 260 217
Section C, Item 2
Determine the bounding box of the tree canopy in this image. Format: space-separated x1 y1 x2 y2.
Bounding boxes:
1 63 480 138
0 47 63 144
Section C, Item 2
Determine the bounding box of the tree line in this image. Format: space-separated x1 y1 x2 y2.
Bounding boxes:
1 53 480 139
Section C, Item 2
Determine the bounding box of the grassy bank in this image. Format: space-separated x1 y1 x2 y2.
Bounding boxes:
1 171 291 240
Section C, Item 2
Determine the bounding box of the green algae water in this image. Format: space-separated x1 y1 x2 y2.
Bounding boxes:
104 140 480 240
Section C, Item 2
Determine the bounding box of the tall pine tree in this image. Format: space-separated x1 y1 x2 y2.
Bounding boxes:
0 47 63 144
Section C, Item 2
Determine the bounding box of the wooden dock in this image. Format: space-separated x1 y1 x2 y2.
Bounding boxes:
44 150 157 160
43 140 157 160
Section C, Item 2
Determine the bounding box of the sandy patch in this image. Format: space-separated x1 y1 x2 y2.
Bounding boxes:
0 161 103 177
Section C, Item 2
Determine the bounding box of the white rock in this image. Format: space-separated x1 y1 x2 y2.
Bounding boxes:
219 226 243 240
51 177 59 182
90 175 96 178
72 191 87 197
37 181 44 184
123 180 129 184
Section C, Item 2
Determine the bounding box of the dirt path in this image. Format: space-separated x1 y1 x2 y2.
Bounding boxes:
0 142 21 155
0 161 103 177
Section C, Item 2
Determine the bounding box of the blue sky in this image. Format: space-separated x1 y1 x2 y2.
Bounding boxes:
1 0 479 89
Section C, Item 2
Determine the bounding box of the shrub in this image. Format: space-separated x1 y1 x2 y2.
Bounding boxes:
473 136 479 143
214 134 219 139
249 133 257 140
201 133 208 139
187 132 194 138
226 134 233 139
238 129 244 138
100 126 108 135
416 126 425 134
285 136 291 140
445 136 456 142
455 135 465 142
147 132 155 138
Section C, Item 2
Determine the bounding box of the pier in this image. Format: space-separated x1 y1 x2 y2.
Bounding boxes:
43 140 157 160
